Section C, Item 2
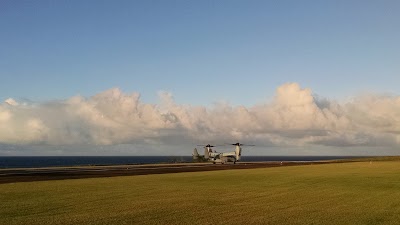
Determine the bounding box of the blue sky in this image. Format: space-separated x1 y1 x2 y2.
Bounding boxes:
1 0 399 105
1 1 400 155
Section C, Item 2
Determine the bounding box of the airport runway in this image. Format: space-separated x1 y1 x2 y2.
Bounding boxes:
0 161 329 184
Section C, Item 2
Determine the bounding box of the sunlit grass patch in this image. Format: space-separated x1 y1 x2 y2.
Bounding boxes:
1 160 400 225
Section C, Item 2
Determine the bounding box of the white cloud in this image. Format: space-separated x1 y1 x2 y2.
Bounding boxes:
5 98 19 106
1 83 400 152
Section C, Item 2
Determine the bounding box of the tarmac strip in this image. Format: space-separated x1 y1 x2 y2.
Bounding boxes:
0 161 331 184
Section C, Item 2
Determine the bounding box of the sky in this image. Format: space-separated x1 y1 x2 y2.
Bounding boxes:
0 0 400 156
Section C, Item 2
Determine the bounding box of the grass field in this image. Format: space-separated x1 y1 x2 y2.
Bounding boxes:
1 161 400 225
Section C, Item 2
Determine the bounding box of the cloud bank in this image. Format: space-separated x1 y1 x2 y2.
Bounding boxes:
1 83 400 151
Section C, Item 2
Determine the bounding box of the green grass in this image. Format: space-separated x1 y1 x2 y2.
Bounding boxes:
2 161 400 225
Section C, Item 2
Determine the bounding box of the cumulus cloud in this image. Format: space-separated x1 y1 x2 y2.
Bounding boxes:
1 83 400 150
5 98 19 106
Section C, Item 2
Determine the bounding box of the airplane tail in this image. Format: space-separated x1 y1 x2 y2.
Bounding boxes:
192 148 200 160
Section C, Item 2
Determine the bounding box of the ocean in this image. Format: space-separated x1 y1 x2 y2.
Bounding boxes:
0 156 364 169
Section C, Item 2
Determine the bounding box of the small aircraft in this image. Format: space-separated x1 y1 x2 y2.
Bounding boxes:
192 143 254 164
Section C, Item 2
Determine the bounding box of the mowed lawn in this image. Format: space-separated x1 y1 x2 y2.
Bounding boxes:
1 161 400 225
